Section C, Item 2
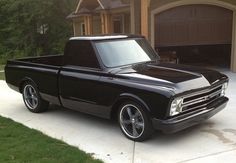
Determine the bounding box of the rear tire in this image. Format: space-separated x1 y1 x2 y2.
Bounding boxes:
118 101 154 142
22 82 49 113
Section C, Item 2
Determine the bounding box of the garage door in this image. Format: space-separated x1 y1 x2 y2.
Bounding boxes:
155 5 233 47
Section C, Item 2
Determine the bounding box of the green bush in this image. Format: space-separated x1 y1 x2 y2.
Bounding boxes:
0 0 77 64
0 50 27 64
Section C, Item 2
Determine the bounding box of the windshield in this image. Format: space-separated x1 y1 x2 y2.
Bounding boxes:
94 38 159 68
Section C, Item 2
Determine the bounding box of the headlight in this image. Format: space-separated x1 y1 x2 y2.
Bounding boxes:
170 98 183 116
221 82 228 96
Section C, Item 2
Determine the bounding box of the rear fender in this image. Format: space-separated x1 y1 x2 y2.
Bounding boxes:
19 77 38 93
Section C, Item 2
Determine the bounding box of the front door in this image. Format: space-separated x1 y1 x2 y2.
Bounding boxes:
113 15 124 34
59 67 105 117
58 40 109 118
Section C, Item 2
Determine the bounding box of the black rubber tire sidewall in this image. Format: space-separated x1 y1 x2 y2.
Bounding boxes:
22 82 49 113
118 101 154 142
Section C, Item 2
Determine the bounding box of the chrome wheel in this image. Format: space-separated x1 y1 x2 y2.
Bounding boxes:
119 104 145 139
23 85 39 110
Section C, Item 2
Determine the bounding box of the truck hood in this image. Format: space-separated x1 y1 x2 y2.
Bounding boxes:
113 63 227 94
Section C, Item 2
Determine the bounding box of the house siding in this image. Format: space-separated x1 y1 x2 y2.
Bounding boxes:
73 18 83 36
93 16 102 35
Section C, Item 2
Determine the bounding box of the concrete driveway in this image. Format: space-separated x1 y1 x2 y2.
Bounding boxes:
0 70 236 163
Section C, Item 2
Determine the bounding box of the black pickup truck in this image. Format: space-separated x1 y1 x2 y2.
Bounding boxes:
5 35 229 141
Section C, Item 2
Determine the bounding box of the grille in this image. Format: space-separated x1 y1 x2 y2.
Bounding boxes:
182 85 223 112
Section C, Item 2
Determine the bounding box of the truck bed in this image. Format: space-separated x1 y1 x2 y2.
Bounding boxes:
16 55 65 67
5 55 64 106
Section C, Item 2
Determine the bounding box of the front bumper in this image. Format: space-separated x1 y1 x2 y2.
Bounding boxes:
152 97 228 133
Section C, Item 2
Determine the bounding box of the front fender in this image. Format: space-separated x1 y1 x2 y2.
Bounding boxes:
117 93 152 113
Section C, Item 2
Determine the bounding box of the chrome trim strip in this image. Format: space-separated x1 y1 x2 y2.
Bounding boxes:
175 109 209 123
182 97 219 112
183 89 222 107
179 84 224 112
182 84 222 100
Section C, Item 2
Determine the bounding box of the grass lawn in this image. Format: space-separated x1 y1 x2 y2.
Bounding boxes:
0 116 103 163
0 72 5 80
0 65 4 70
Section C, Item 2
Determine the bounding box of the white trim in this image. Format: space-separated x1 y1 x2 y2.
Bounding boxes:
75 0 104 13
231 11 236 72
150 0 236 72
75 0 83 13
97 0 105 9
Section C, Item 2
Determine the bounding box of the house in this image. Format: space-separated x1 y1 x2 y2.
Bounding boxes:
68 0 236 72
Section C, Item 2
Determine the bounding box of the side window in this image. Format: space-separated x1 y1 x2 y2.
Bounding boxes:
65 41 100 69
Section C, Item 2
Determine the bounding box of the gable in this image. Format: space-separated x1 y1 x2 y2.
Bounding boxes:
75 0 129 13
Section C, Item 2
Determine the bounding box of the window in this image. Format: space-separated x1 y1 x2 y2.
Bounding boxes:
65 41 100 69
94 39 159 68
37 24 48 35
81 23 86 35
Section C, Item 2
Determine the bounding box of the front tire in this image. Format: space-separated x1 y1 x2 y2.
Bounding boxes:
22 82 49 113
118 101 154 142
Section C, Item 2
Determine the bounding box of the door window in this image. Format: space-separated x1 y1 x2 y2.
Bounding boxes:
65 41 100 69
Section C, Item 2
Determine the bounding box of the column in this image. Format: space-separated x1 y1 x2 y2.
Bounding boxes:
72 18 80 36
87 15 93 35
101 12 112 34
101 13 105 34
141 0 150 39
73 21 76 36
231 11 236 72
84 15 93 35
130 0 141 34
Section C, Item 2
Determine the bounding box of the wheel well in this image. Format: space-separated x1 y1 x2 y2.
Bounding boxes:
19 79 33 93
19 78 38 93
110 99 127 121
19 80 27 93
110 97 150 121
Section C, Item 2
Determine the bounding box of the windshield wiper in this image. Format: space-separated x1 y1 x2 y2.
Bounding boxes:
143 60 159 64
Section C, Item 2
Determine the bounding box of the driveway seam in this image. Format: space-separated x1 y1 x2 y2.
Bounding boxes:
176 147 236 163
132 141 135 163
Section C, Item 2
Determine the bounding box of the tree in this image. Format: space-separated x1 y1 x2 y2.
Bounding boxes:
0 0 77 63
